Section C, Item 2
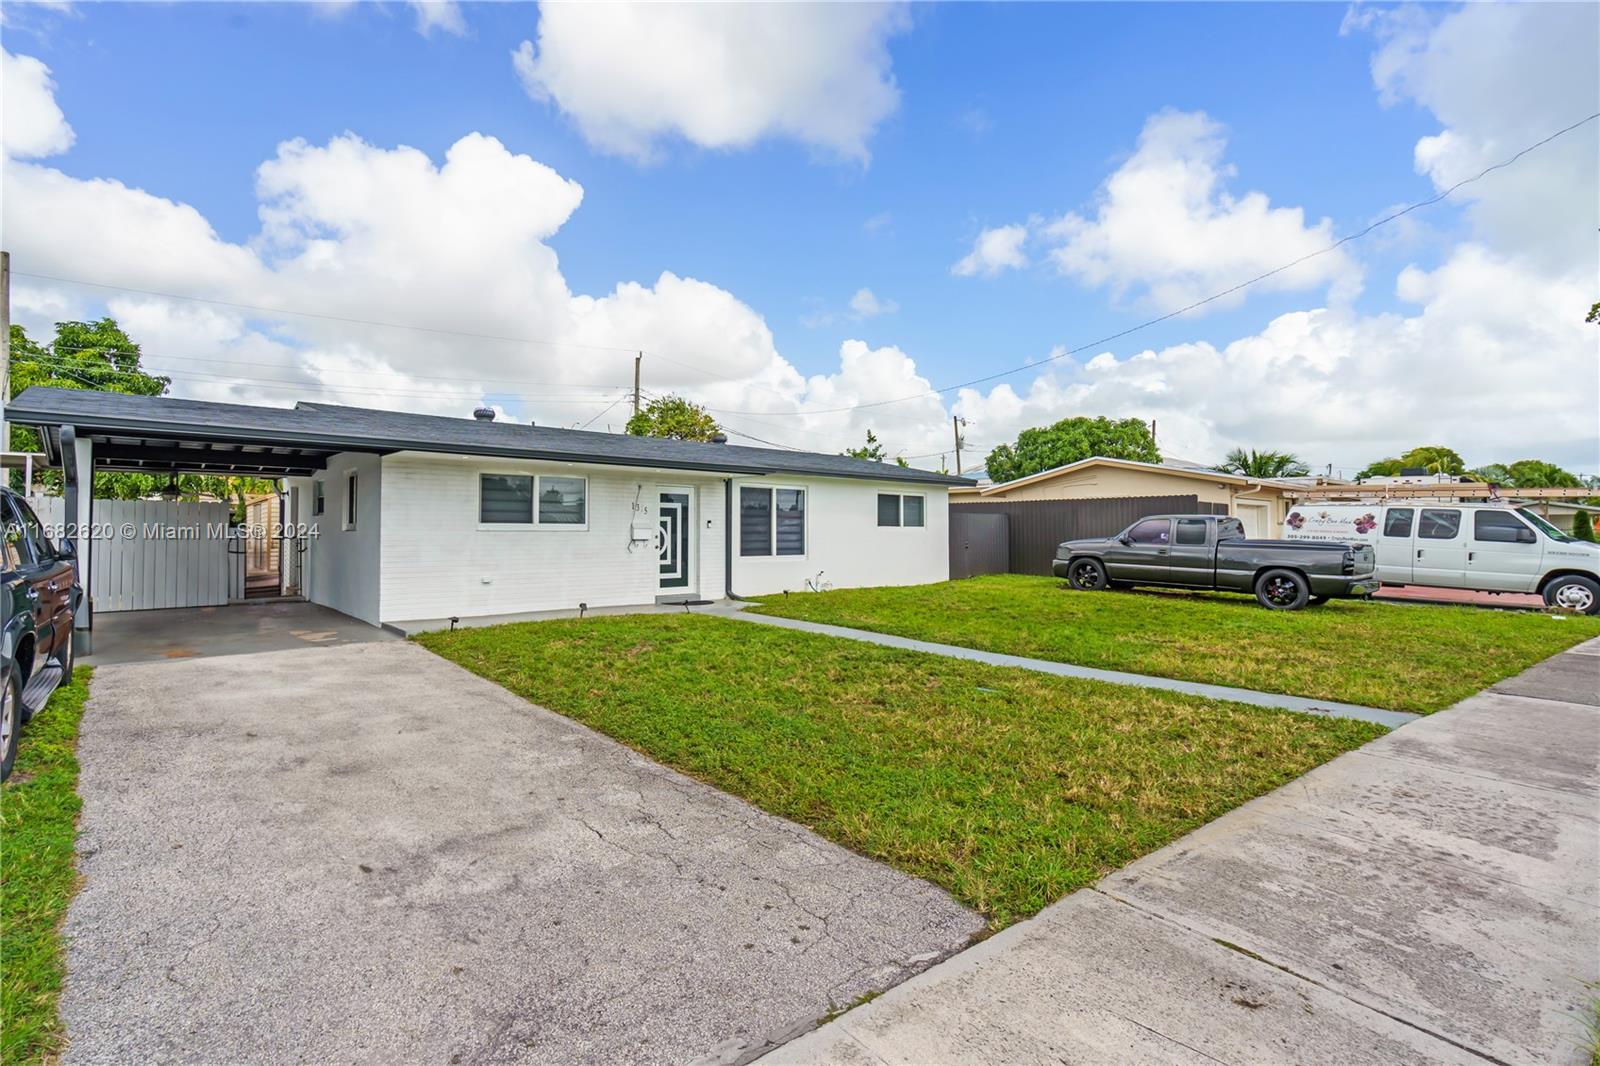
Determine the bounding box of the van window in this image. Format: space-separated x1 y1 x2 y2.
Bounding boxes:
1418 509 1461 540
1128 519 1171 545
1383 509 1413 537
1473 510 1534 544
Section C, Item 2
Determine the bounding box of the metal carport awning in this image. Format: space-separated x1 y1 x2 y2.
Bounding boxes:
37 427 344 478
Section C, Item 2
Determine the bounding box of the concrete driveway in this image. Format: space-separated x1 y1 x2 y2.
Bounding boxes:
63 628 981 1064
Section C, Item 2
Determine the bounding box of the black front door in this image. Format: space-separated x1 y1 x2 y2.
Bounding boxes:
658 492 690 590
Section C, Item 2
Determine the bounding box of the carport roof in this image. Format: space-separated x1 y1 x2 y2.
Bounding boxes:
8 386 973 486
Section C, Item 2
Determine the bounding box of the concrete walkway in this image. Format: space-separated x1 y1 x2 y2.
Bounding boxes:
720 609 1416 729
764 637 1600 1066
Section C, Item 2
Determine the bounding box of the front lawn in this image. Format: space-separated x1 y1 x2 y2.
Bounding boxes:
418 616 1382 927
746 575 1600 713
1 669 92 1066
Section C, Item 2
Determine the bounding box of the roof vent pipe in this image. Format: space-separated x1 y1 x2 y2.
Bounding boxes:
710 432 728 444
473 406 495 422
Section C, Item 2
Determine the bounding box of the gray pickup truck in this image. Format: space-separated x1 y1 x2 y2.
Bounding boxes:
1053 514 1378 610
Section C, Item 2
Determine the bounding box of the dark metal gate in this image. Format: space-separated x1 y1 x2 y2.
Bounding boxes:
949 495 1229 576
949 511 1009 579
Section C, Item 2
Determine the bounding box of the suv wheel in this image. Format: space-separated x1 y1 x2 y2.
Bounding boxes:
1255 569 1310 610
1066 558 1109 592
1 670 19 783
1544 575 1600 615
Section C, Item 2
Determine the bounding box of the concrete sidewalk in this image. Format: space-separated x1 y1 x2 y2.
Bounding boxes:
764 637 1600 1066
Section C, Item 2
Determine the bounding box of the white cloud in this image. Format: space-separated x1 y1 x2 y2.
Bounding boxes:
2 49 74 158
409 1 464 37
1043 110 1360 313
1350 3 1599 274
951 224 1028 277
512 2 910 161
848 288 897 318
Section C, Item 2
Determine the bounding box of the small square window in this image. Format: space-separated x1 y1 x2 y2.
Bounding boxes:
538 476 586 525
902 495 924 527
877 493 901 527
481 474 534 524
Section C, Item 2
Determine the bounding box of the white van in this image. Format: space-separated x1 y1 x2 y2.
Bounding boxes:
1282 502 1600 613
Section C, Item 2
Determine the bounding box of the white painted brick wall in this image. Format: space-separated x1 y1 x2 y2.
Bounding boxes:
377 453 729 623
292 452 382 624
729 476 950 595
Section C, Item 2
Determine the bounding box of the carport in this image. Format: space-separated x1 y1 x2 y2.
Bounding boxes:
8 387 369 653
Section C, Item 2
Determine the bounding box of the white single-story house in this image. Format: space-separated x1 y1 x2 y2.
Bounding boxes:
9 386 970 636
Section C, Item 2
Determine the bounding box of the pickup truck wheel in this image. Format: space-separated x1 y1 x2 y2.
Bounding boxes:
1066 558 1109 592
1255 569 1310 610
1 671 19 784
1544 575 1600 615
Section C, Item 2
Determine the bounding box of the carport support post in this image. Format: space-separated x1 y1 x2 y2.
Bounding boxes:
61 426 94 653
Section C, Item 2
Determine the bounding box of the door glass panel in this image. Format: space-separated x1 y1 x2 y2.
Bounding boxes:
1128 519 1171 545
1418 509 1461 540
1174 519 1208 545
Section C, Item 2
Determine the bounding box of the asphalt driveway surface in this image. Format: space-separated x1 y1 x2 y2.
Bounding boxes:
61 639 981 1065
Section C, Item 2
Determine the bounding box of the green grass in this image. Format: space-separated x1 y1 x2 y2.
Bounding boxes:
746 575 1600 714
418 616 1383 927
1 669 92 1066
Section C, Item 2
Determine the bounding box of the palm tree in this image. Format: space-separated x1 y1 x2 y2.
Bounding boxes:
1216 447 1311 479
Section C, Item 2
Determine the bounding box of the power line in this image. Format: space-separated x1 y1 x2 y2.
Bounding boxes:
10 270 646 355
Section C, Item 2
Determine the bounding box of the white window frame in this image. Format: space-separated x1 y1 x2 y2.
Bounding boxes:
739 483 807 559
476 471 589 531
343 472 358 531
877 492 926 530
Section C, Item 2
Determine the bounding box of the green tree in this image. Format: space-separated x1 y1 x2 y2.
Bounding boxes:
1503 459 1582 489
1587 301 1598 325
1573 510 1597 542
1469 463 1514 485
624 394 721 442
8 319 271 506
1356 445 1467 480
1215 447 1310 479
984 416 1159 484
844 429 887 461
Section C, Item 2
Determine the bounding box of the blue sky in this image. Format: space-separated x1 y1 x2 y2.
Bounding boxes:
3 2 1596 472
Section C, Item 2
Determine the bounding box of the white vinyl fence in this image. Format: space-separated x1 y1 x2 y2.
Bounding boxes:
29 496 235 612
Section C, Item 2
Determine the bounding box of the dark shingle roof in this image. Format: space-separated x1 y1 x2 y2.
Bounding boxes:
8 386 972 486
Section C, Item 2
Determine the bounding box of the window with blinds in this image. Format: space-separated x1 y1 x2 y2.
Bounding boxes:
480 474 534 524
776 488 806 555
740 487 772 556
878 493 924 528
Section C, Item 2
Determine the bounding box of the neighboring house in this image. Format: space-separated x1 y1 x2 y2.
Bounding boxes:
951 456 1350 539
8 387 969 631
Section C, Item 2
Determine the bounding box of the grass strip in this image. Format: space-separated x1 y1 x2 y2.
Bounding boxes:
1 669 93 1066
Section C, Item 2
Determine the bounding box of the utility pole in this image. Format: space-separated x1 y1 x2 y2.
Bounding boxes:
2 250 10 457
952 415 966 476
632 352 642 417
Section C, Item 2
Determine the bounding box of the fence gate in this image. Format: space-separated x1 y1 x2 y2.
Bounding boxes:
949 510 1010 579
30 496 233 612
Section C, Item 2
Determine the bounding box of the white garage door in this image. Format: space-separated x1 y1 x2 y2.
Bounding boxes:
1235 502 1270 539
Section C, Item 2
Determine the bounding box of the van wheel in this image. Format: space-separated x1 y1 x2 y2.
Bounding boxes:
1544 575 1600 615
1 671 20 784
1256 569 1310 610
1066 558 1109 592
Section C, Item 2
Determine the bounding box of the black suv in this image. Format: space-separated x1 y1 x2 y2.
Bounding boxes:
3 487 81 781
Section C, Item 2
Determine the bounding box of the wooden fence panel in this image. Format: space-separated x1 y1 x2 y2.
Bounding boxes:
29 496 232 612
949 495 1229 576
